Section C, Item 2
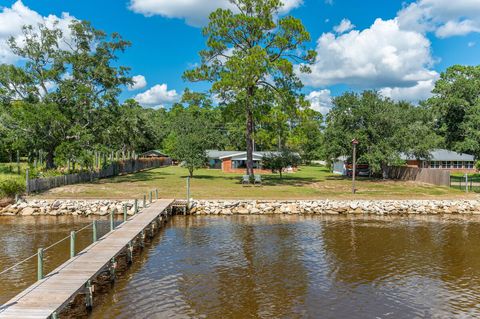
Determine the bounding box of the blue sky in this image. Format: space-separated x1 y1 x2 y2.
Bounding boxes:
1 0 479 113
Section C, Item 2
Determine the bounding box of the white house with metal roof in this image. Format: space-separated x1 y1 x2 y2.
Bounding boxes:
401 149 476 172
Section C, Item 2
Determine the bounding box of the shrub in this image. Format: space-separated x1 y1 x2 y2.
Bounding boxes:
0 179 25 198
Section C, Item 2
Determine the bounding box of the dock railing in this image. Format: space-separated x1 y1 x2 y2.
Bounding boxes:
0 189 161 285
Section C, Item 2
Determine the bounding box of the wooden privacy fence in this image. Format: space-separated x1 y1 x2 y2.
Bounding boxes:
27 158 172 193
386 166 451 186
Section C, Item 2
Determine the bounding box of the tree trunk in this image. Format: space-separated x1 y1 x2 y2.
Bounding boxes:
189 167 194 178
246 88 255 179
45 150 55 170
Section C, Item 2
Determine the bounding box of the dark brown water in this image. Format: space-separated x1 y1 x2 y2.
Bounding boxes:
3 215 480 318
0 216 118 304
89 215 480 319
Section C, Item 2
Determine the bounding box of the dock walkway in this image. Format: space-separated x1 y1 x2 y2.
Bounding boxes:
0 199 174 319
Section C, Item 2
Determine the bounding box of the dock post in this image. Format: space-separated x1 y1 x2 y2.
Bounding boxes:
51 311 58 319
110 211 115 231
143 194 147 208
134 199 138 214
37 248 44 281
86 280 93 309
187 177 191 210
92 220 97 242
123 204 128 222
149 191 152 204
70 231 76 258
127 241 133 263
110 257 116 279
155 189 158 200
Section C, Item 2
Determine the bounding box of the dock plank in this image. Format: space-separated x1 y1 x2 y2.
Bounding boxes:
0 199 173 319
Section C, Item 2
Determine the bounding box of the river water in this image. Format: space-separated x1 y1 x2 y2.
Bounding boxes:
2 215 480 318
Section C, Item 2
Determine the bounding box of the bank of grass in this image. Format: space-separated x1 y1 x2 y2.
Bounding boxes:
31 165 475 200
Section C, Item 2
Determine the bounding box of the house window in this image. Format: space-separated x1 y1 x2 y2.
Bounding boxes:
466 161 474 169
443 161 451 168
430 161 440 168
453 161 462 169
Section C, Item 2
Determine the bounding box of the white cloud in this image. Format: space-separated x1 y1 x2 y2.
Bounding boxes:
128 0 302 27
333 18 354 34
134 84 179 108
306 89 333 115
379 78 438 103
0 1 76 64
301 18 438 90
397 0 480 38
128 75 147 91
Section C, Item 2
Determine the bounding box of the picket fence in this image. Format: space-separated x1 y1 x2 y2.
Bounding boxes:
26 158 171 193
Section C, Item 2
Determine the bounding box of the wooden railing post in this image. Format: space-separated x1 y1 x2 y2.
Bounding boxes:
134 199 138 214
110 211 115 231
123 204 127 222
70 231 76 258
37 248 44 281
92 221 97 242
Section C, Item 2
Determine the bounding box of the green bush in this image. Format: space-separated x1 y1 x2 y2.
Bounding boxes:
0 179 25 198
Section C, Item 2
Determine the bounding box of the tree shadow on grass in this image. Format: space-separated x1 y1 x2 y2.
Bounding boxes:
101 170 173 184
262 176 320 187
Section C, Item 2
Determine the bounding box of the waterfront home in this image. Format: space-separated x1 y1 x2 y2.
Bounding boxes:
401 149 476 173
207 150 298 173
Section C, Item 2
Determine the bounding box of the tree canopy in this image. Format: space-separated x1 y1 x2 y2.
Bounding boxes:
324 91 439 175
184 0 316 177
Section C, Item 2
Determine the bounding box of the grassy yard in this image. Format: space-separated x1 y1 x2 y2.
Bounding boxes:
31 165 476 200
0 163 25 183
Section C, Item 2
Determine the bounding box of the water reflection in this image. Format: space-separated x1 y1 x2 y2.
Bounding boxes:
89 215 480 318
0 216 116 304
3 215 480 318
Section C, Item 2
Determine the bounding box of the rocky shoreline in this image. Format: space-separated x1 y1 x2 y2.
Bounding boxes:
2 199 480 216
0 199 135 216
190 200 480 215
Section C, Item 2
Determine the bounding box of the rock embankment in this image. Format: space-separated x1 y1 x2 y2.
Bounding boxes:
190 200 480 215
2 199 480 216
0 199 134 216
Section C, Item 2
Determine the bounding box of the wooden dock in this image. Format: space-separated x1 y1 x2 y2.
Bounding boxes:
0 199 174 319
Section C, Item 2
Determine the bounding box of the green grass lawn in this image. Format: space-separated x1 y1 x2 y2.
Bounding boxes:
0 163 26 183
31 165 475 200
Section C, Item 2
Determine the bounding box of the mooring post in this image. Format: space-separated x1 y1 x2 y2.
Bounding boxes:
92 220 98 242
149 191 152 204
143 194 147 208
70 231 76 258
86 280 93 309
155 189 159 200
123 204 128 222
110 210 115 232
127 241 133 263
37 248 44 281
187 177 191 210
134 199 138 214
110 257 116 279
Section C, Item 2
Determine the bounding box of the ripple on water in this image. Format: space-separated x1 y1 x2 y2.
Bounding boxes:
87 215 480 319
